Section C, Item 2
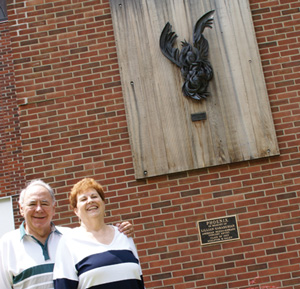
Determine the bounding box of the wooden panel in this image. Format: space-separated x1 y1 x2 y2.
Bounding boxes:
110 0 279 179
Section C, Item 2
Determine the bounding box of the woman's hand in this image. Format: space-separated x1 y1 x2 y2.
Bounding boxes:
116 221 134 237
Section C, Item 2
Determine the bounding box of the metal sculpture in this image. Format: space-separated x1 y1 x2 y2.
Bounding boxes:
160 10 215 101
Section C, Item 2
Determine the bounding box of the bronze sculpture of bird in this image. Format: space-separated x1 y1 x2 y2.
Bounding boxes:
159 10 215 101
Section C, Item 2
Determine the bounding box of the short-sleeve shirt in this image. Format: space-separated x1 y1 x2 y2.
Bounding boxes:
0 222 71 289
53 226 145 289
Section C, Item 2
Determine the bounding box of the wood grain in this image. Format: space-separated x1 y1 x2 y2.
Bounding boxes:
110 0 279 179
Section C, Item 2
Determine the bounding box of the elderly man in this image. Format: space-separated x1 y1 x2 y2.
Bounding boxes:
0 179 133 289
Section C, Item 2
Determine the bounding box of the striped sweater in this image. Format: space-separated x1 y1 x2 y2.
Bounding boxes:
53 226 145 289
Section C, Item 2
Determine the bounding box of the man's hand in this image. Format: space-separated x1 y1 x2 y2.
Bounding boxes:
116 221 134 238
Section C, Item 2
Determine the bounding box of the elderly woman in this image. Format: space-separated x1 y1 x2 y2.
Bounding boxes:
53 178 145 289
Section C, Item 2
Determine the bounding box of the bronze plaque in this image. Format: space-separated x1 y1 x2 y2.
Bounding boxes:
198 215 239 245
191 112 207 122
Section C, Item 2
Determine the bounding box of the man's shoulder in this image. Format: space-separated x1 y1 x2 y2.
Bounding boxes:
0 228 21 243
55 226 73 234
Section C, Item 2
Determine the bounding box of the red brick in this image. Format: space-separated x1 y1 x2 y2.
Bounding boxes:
2 1 300 289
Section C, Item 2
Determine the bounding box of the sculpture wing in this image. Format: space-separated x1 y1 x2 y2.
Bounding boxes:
159 22 181 67
193 10 215 57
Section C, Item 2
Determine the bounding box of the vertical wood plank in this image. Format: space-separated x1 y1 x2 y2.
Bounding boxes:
110 0 279 179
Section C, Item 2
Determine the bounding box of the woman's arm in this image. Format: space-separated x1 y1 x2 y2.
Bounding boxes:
53 236 78 289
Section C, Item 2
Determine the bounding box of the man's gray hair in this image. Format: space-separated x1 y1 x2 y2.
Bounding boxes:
19 179 56 205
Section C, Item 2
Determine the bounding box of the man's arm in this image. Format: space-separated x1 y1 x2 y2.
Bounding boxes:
0 237 13 289
116 221 134 237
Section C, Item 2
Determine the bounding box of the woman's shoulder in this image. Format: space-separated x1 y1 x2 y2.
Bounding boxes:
112 225 134 245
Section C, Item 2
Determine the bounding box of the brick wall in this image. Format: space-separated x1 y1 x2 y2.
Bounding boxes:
4 0 300 288
0 19 25 225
